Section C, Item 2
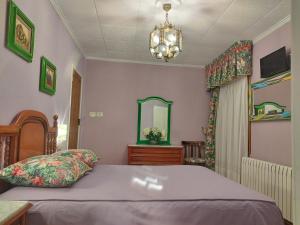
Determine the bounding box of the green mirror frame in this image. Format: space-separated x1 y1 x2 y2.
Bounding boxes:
137 96 173 145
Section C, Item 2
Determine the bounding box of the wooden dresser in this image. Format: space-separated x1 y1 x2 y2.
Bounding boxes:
128 145 183 165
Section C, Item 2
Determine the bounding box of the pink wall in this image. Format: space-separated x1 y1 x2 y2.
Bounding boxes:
251 22 292 166
0 0 85 149
80 60 209 164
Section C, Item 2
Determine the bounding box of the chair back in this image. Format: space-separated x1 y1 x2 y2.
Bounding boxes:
181 141 205 165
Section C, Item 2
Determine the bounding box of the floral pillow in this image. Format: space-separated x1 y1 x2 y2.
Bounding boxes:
0 155 92 187
52 149 98 167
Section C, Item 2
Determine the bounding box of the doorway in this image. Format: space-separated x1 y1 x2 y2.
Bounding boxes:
68 69 82 149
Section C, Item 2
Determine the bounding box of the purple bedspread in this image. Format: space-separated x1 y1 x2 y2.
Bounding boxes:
0 165 284 225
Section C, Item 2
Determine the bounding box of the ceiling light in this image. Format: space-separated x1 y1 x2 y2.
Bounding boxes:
149 3 183 62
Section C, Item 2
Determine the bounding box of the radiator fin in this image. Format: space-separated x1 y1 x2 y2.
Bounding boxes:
241 157 292 222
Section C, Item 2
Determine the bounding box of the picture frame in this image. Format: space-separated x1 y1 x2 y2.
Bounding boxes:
6 0 35 62
249 71 291 122
39 57 57 96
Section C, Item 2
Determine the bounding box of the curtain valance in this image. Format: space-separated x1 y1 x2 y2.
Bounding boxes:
206 40 253 89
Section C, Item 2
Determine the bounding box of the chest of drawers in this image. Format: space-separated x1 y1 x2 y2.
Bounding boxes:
128 145 183 165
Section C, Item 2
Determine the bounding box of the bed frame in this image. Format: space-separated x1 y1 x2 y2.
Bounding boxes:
0 110 58 193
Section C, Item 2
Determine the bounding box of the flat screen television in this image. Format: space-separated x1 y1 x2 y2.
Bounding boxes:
260 47 290 78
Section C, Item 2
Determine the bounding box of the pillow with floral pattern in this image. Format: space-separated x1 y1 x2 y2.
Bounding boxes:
52 149 98 167
0 155 92 187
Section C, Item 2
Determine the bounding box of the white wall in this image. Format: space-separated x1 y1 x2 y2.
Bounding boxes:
0 0 85 149
292 0 300 223
80 60 209 164
250 23 292 166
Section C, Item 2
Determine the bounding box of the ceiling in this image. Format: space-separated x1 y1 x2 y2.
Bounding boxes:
50 0 291 67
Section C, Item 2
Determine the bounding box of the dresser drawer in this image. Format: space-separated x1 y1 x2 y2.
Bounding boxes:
128 146 183 165
130 148 182 154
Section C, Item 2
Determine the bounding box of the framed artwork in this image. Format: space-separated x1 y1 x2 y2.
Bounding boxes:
249 71 291 122
39 57 57 96
6 0 35 62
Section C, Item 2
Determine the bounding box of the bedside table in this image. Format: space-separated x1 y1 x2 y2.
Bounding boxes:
0 201 32 225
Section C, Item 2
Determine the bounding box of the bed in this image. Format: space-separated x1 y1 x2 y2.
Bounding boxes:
0 110 285 225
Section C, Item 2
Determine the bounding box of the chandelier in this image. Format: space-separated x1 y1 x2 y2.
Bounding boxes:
149 3 183 62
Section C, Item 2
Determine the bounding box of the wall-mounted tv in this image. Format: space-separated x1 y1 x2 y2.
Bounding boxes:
260 47 290 78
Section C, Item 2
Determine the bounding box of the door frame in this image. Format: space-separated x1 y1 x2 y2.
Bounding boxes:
67 66 83 149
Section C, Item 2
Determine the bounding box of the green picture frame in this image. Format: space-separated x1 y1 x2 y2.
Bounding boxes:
6 0 35 62
249 71 291 122
39 57 57 96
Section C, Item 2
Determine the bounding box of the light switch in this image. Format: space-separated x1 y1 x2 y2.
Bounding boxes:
89 112 97 118
97 112 104 117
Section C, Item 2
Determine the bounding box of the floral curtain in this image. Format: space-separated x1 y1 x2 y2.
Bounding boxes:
205 88 219 170
204 40 252 170
206 40 253 89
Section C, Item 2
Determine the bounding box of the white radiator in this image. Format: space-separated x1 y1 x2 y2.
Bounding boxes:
241 157 293 222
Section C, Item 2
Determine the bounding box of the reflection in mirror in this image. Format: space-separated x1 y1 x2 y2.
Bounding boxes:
140 100 168 141
251 72 291 121
137 96 173 145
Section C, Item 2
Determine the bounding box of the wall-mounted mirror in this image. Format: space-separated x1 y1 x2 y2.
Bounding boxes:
137 96 173 145
250 72 291 122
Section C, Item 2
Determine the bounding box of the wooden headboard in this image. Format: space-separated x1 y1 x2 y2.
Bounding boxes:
0 110 58 168
0 110 58 193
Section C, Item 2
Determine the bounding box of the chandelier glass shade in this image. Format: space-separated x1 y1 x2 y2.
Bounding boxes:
149 3 182 62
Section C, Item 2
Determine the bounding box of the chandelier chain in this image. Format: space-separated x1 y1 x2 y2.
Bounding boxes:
165 12 169 25
149 2 183 62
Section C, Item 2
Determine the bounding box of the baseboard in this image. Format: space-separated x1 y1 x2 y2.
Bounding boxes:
284 219 293 225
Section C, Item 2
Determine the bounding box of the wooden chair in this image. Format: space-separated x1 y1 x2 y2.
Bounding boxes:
182 141 206 166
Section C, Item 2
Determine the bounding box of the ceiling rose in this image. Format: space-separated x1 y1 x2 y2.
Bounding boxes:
155 0 182 7
149 3 183 62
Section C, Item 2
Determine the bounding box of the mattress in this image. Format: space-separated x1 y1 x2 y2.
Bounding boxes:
0 165 284 225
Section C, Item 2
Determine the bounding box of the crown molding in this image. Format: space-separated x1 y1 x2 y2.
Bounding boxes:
253 15 291 44
86 56 205 69
48 0 203 69
52 0 289 68
49 0 84 56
